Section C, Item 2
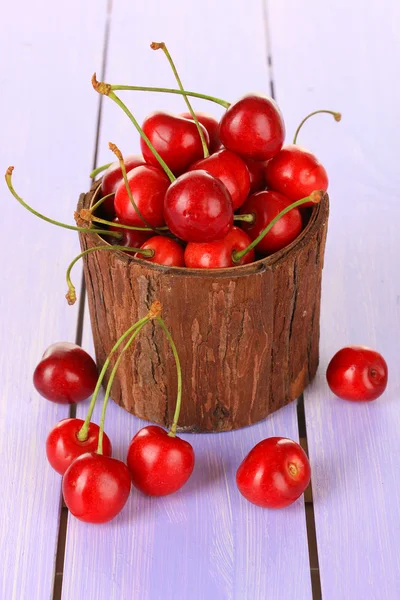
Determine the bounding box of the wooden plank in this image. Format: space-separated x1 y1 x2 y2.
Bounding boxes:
62 1 312 598
266 1 400 598
0 1 108 598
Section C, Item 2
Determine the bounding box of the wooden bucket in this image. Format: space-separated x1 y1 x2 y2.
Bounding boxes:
78 181 329 432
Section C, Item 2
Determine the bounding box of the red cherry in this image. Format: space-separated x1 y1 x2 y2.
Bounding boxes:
63 453 131 523
180 111 220 153
326 346 388 402
33 342 98 404
184 226 254 269
141 112 210 176
46 418 112 475
127 425 195 496
100 155 146 217
246 159 268 193
109 218 152 252
188 149 250 211
114 164 169 228
164 170 233 243
239 190 302 255
236 437 311 508
219 94 285 161
134 235 185 267
265 145 328 206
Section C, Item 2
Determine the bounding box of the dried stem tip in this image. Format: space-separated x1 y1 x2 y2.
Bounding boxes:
79 208 93 223
5 166 14 180
91 73 111 96
310 190 324 204
148 301 162 320
150 42 165 51
109 142 123 161
65 288 77 305
334 112 342 122
74 210 89 228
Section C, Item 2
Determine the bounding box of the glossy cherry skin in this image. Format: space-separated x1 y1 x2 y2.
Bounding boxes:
127 426 195 496
46 418 112 475
164 170 233 243
236 437 311 508
184 226 254 269
326 346 388 402
114 165 169 228
109 218 152 253
141 112 210 176
239 190 302 255
219 94 285 161
188 149 251 211
180 111 220 153
265 144 328 206
134 235 185 267
63 453 131 523
33 343 98 404
100 155 146 217
246 159 268 194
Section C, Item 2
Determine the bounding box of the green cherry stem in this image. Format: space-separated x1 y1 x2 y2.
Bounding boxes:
155 316 182 437
90 213 168 232
90 162 112 179
151 41 209 158
5 167 121 238
293 110 341 145
97 320 148 454
110 83 230 109
66 245 154 305
234 214 255 224
108 142 165 234
77 313 153 442
92 74 175 182
232 191 324 263
90 192 115 213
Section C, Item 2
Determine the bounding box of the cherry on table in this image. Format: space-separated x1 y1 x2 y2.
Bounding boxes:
33 342 98 404
164 170 234 243
127 425 195 496
326 346 388 402
100 155 146 217
184 226 254 268
180 111 220 153
188 149 251 211
114 164 169 228
236 437 311 508
239 190 303 255
62 452 131 523
141 111 210 176
135 235 185 267
265 144 328 206
219 94 285 161
46 418 112 475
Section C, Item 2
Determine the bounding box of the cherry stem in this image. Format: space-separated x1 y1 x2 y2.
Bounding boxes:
77 314 152 442
234 214 255 224
108 142 164 234
90 163 112 179
155 316 182 437
90 192 115 213
66 245 154 305
97 320 148 454
293 109 342 145
90 214 168 232
92 74 175 182
232 191 324 263
110 83 230 109
151 42 209 159
4 167 121 238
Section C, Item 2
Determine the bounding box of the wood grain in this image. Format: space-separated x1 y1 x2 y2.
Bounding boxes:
78 185 328 431
0 1 108 598
267 0 400 598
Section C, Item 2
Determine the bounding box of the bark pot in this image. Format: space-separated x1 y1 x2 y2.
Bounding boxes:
78 181 329 432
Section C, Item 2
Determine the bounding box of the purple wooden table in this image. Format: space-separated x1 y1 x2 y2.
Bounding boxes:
2 1 400 599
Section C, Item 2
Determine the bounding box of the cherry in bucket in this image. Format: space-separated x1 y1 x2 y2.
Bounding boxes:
100 154 146 217
236 437 311 508
127 313 195 496
326 346 388 402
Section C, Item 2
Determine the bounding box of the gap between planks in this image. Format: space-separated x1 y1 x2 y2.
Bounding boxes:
52 2 113 598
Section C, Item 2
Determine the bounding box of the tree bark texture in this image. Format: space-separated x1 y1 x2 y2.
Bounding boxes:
78 182 329 432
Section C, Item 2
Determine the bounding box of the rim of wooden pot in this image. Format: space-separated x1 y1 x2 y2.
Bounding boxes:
78 179 329 278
